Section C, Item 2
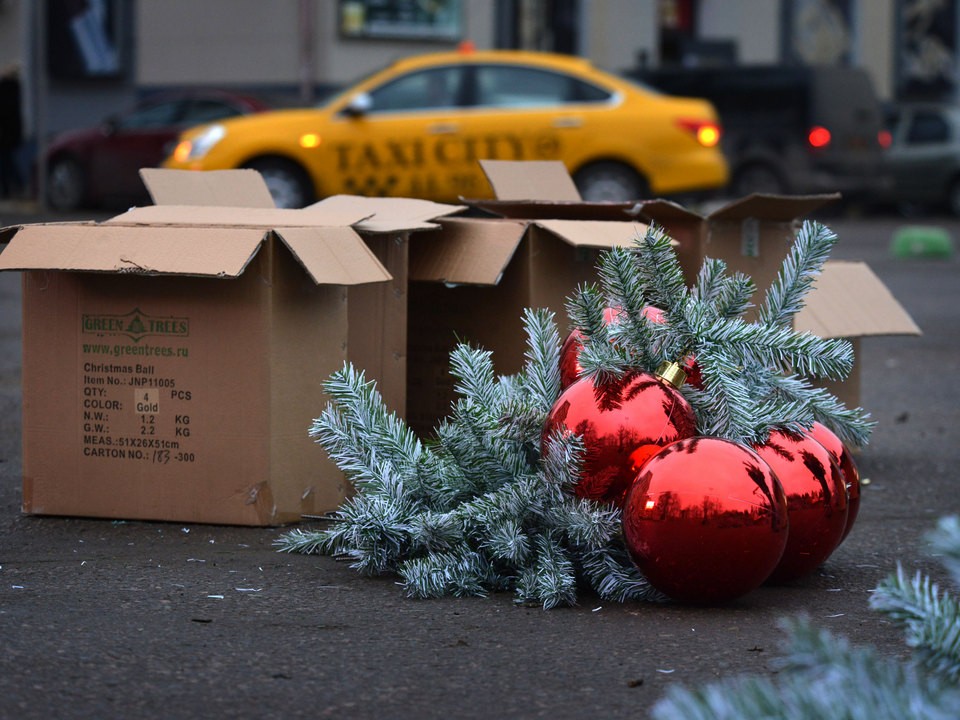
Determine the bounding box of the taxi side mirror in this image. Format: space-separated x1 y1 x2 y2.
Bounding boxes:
344 92 373 117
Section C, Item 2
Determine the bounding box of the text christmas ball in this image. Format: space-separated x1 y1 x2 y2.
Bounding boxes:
807 421 861 544
622 437 789 604
755 429 849 584
542 370 696 507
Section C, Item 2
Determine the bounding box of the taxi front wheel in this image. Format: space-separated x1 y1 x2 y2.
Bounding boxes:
574 162 648 203
244 157 314 209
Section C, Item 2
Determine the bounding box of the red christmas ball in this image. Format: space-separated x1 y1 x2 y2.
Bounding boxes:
682 355 704 390
806 421 861 544
542 369 696 507
755 429 849 584
622 437 789 604
558 307 621 390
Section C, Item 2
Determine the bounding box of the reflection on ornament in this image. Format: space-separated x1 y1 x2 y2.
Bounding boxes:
542 367 696 507
755 429 848 584
807 421 861 543
622 437 789 604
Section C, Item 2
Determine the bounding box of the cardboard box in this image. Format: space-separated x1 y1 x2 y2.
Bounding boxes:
406 161 649 432
0 174 460 525
140 169 465 416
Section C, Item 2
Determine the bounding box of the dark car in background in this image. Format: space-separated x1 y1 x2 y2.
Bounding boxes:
880 102 960 216
44 89 270 210
625 64 890 200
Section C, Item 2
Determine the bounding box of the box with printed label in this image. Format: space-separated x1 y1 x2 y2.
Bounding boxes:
0 170 462 525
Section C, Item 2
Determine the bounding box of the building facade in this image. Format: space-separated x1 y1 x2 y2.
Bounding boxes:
0 1 957 173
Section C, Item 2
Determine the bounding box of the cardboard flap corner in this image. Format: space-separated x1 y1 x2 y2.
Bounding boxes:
795 260 922 339
307 194 466 233
707 193 842 222
479 159 582 201
0 223 265 277
274 226 392 286
409 217 529 285
140 168 277 208
631 198 705 224
532 219 649 249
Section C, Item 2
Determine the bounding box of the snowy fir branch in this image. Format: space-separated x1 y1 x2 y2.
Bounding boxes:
653 519 960 718
871 566 960 681
759 221 837 328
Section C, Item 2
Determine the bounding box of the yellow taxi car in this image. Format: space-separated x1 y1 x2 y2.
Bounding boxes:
165 49 728 207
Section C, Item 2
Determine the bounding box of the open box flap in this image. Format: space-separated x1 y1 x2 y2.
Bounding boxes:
275 226 392 286
139 168 277 208
479 159 582 201
108 203 375 229
795 261 922 338
306 194 466 233
532 219 648 248
706 193 842 222
0 223 265 277
409 217 528 285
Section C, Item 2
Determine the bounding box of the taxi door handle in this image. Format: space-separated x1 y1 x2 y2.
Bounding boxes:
428 122 459 134
552 116 583 128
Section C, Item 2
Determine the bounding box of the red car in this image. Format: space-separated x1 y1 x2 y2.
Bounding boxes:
44 90 270 210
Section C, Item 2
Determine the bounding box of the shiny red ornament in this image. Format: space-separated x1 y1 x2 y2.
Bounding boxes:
542 368 696 507
682 355 704 390
806 421 861 544
558 307 621 390
755 429 849 584
622 437 789 604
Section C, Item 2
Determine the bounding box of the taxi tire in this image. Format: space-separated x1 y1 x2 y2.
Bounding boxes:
244 157 314 209
573 162 648 202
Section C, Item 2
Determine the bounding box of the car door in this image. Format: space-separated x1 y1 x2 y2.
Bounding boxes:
88 99 187 200
318 65 471 201
459 63 614 195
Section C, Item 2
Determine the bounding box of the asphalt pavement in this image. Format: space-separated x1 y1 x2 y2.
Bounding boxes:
0 201 958 719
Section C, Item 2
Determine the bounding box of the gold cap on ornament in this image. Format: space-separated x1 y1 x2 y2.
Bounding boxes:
655 361 687 389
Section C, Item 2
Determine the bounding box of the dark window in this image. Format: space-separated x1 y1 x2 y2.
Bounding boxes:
474 65 610 108
368 67 463 113
118 101 184 130
183 100 247 125
906 111 950 144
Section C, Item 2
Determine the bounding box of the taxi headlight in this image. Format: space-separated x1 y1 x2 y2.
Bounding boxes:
178 124 226 161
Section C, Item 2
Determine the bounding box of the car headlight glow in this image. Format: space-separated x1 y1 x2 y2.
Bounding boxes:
174 123 226 162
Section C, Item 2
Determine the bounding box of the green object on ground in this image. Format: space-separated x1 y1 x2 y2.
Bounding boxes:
890 226 955 258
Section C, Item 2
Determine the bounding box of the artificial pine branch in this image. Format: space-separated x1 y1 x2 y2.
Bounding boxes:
759 221 838 328
276 308 659 608
871 566 960 681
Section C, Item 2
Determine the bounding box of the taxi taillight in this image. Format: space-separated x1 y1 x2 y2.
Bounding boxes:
676 118 722 148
